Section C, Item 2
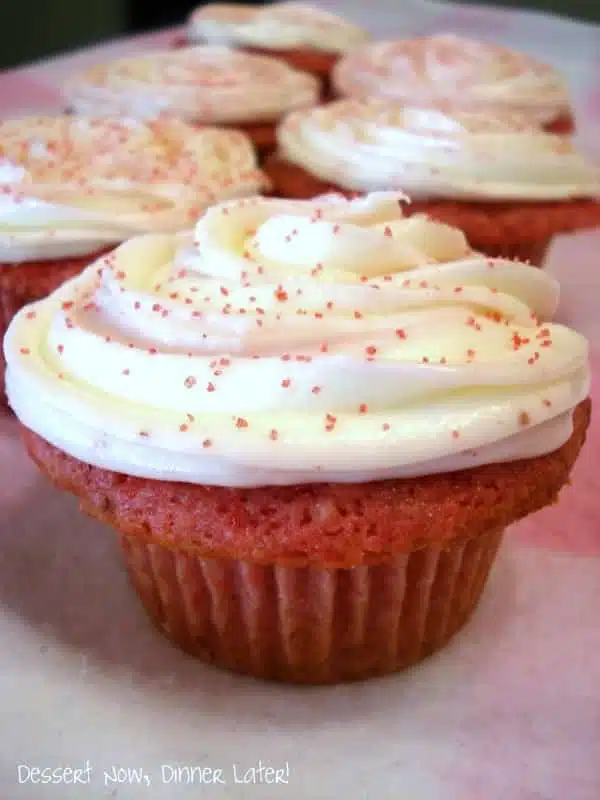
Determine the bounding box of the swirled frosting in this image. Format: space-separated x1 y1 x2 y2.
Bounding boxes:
0 116 268 263
4 193 589 487
64 46 320 124
333 34 571 126
278 100 600 200
188 3 368 54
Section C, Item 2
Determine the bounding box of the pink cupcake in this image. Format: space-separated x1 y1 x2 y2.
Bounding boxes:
184 3 368 97
3 193 591 683
333 34 574 134
267 99 600 264
64 46 320 154
0 115 268 400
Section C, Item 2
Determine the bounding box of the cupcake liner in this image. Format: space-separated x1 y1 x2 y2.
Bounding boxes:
119 525 504 684
0 252 107 403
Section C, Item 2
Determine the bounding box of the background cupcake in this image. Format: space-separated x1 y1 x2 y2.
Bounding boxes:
185 3 368 97
333 34 574 134
0 115 268 400
64 46 320 154
268 100 600 264
4 192 590 683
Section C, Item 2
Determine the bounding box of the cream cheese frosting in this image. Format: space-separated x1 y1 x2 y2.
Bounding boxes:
333 34 571 127
278 100 600 200
188 2 368 54
64 46 320 124
4 192 589 487
0 116 268 263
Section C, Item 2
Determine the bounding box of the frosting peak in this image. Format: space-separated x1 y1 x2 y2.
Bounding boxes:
188 2 368 53
64 46 320 124
278 100 600 200
0 116 268 263
4 193 588 487
333 34 571 126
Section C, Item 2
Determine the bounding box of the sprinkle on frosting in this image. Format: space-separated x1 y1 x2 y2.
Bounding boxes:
64 46 320 125
333 34 571 127
0 115 269 263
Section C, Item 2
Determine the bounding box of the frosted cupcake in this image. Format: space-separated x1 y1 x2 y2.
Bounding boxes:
185 3 368 95
333 34 574 133
267 100 600 264
0 115 268 399
64 46 320 153
5 192 590 683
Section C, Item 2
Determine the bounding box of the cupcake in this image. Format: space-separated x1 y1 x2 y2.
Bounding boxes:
185 3 368 96
333 34 574 134
267 100 600 264
4 192 590 684
64 46 320 153
0 115 268 400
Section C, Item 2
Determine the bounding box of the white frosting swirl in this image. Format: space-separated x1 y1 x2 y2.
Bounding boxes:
0 116 268 263
4 193 588 488
188 3 368 54
278 100 600 200
65 46 320 124
333 34 571 126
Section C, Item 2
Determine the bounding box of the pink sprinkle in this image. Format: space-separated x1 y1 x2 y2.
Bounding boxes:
382 423 390 431
269 429 279 441
184 376 197 389
452 430 460 439
281 379 291 388
235 417 249 429
202 439 212 448
207 382 216 392
179 424 189 432
312 386 321 395
19 347 30 355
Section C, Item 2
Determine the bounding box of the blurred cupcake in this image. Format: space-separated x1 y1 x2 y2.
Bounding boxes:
0 115 268 399
333 34 574 134
267 100 600 264
5 192 590 683
64 46 320 153
185 3 368 96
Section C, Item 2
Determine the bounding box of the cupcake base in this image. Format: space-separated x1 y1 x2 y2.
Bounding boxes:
21 398 590 683
1 250 110 403
120 526 503 683
264 155 600 264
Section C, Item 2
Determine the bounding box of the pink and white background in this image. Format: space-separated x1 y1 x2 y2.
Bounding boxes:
0 1 599 798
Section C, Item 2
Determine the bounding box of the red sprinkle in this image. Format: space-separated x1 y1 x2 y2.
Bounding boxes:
207 382 216 392
365 345 377 356
202 439 212 448
179 424 189 432
452 430 460 439
235 417 249 429
19 347 30 355
519 411 531 426
57 345 64 354
359 404 368 414
395 329 407 339
382 423 390 431
281 379 291 388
